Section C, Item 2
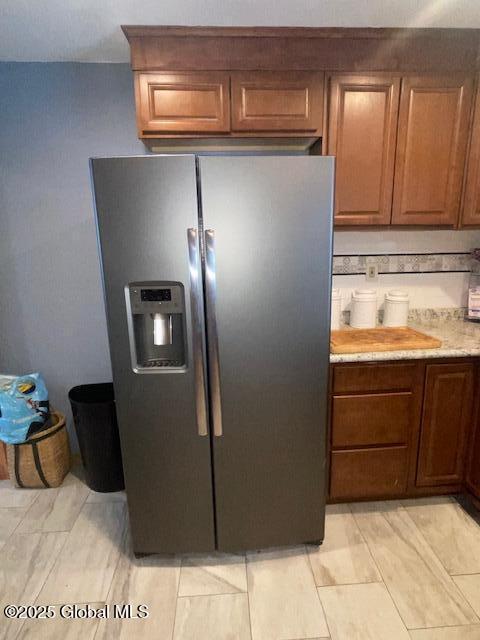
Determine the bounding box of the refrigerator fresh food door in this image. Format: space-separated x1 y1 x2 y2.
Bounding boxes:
199 156 334 551
91 155 215 553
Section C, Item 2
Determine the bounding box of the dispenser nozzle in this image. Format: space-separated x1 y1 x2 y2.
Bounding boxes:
153 313 173 345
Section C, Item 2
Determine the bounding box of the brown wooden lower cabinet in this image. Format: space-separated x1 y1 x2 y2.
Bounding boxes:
328 359 476 502
466 365 480 499
329 361 423 501
416 363 473 487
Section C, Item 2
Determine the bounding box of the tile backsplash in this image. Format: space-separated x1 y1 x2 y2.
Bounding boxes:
332 229 480 310
332 252 470 275
341 306 467 326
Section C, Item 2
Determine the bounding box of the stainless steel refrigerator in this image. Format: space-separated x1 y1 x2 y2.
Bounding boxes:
90 155 334 554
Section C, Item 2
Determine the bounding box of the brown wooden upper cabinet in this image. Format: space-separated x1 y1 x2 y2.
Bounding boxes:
416 362 473 487
124 27 480 229
461 78 480 227
135 72 231 135
231 72 323 133
392 75 473 226
327 74 400 226
327 73 474 227
134 70 324 138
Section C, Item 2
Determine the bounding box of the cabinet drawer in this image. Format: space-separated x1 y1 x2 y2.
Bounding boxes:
332 392 411 448
333 363 418 394
330 447 409 500
135 72 231 134
231 71 323 133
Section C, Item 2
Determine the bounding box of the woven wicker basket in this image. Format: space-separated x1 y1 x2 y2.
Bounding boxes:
6 411 71 488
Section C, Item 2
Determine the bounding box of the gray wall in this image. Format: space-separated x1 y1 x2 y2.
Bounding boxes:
0 62 145 445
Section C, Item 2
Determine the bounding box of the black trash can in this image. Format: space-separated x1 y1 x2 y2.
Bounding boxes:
68 383 125 493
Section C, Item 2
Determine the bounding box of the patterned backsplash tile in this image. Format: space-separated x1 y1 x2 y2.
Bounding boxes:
341 307 467 325
407 307 467 321
332 252 471 275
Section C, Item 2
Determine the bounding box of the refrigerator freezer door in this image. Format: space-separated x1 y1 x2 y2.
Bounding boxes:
199 156 334 551
91 156 215 553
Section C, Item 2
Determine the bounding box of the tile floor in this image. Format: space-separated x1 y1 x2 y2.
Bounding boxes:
1 471 480 639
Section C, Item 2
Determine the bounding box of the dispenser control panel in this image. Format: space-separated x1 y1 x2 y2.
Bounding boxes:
141 288 171 302
129 284 183 315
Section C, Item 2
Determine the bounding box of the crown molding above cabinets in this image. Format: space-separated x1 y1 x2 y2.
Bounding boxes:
121 26 479 73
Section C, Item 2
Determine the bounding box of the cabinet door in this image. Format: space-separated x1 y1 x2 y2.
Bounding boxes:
328 74 400 226
135 72 230 135
466 370 480 498
461 78 480 227
231 72 323 133
392 75 473 226
416 363 474 487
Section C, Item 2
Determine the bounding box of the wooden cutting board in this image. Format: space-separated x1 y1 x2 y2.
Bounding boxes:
330 326 442 354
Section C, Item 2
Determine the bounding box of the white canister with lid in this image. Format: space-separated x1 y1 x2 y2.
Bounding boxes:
383 290 409 327
350 289 377 328
331 288 342 330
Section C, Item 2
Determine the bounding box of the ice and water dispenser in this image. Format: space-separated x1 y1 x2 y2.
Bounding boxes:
126 282 186 372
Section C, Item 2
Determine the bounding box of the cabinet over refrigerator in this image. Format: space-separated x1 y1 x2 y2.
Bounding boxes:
90 155 334 554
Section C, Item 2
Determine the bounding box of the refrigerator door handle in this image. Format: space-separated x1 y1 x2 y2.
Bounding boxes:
187 228 209 437
204 229 223 437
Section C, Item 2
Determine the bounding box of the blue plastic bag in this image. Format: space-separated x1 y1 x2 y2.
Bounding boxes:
0 373 49 444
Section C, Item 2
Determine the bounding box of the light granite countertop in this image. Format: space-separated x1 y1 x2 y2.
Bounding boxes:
330 309 480 363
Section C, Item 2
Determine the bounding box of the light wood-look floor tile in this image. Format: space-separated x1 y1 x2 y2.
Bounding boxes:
319 582 410 639
86 490 126 503
247 546 329 640
402 497 480 575
37 502 126 604
308 504 381 586
0 480 38 509
179 553 247 596
453 574 480 617
351 501 478 629
16 603 104 640
16 474 90 534
0 507 26 550
5 481 480 638
95 527 181 640
0 532 68 640
173 594 251 640
409 625 480 639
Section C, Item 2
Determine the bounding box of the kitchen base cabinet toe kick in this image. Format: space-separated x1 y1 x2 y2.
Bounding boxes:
328 359 478 503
